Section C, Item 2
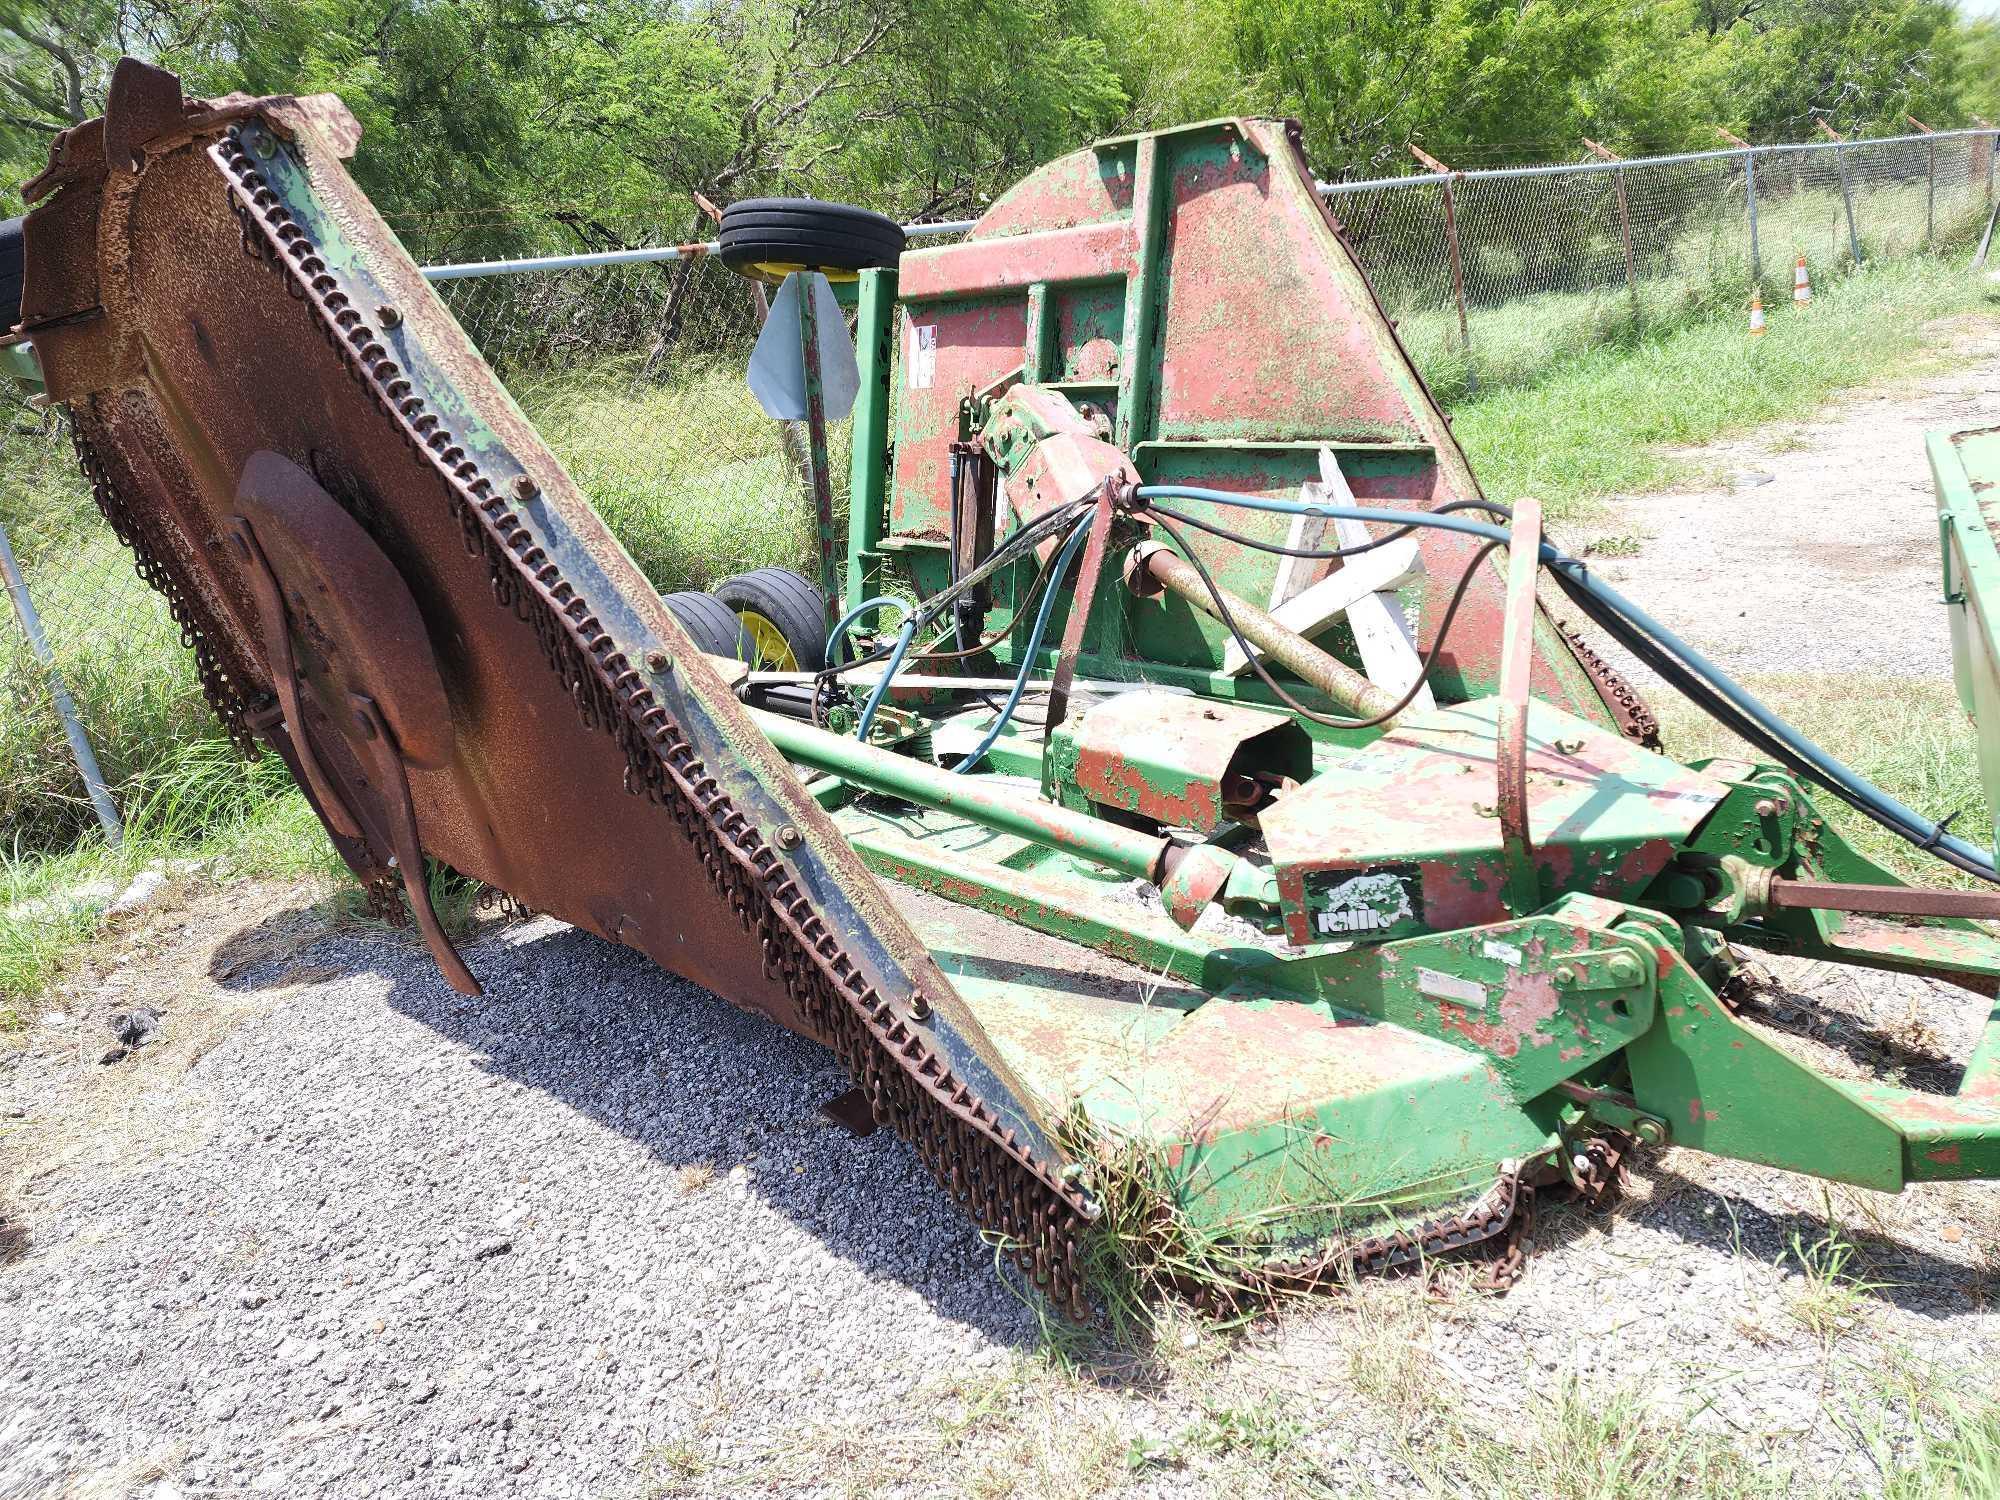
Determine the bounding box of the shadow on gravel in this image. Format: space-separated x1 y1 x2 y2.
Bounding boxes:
213 906 1046 1343
1602 1164 1987 1320
0 1204 28 1267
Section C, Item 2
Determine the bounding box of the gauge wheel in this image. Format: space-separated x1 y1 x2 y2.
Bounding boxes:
662 589 751 662
712 567 832 672
718 198 905 285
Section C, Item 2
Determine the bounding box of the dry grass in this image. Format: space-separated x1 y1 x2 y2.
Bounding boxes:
672 1163 716 1194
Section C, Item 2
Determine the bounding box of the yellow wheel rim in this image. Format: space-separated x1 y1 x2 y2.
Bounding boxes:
735 608 799 671
742 260 862 286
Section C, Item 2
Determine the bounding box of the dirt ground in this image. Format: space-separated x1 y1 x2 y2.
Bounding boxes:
6 339 2000 1499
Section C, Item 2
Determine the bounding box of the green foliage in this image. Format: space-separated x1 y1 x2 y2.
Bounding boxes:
1452 255 1994 516
5 0 1988 245
1090 0 1978 180
1 0 1124 259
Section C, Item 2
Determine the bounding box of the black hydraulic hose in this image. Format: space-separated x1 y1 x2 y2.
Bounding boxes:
1143 510 1504 731
1141 496 1512 561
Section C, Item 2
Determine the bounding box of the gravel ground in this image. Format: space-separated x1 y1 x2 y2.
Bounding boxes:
6 343 2000 1498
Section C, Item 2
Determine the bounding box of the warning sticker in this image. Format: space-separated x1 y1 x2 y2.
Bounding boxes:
1418 967 1489 1008
907 323 937 390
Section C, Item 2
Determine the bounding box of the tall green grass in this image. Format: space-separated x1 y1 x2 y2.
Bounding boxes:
1450 255 1996 519
519 354 838 594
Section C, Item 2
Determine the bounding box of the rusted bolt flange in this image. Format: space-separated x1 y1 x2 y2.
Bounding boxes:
645 649 671 673
510 474 538 502
776 824 802 850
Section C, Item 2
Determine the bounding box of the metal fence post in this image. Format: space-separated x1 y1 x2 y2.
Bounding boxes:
1584 139 1639 313
0 511 122 846
1910 116 1937 250
1745 151 1762 284
1410 144 1474 391
1715 129 1760 286
1819 121 1864 264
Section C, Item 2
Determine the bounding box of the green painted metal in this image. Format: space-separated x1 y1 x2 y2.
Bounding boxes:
1932 426 2000 850
795 275 843 620
752 708 1171 883
845 267 897 614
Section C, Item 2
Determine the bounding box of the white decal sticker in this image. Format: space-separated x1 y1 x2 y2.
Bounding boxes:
907 323 937 390
1482 939 1523 968
1418 967 1488 1008
1313 871 1413 937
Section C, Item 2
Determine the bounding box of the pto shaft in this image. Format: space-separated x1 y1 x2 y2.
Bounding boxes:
1126 542 1401 720
750 708 1171 882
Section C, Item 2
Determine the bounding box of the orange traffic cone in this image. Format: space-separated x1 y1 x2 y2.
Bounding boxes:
1749 290 1766 335
1793 252 1812 305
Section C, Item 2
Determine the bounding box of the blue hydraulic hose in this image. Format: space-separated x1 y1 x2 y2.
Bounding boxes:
952 514 1097 775
1134 482 1998 878
828 595 911 669
855 615 919 741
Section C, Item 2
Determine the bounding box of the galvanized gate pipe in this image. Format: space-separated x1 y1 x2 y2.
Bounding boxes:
1126 541 1403 721
0 513 122 845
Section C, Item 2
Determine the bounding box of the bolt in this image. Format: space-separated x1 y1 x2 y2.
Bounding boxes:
645 649 671 673
1754 798 1777 817
776 824 802 850
1607 953 1643 985
908 991 932 1023
1554 963 1579 987
511 474 538 502
1632 1118 1667 1146
377 303 402 328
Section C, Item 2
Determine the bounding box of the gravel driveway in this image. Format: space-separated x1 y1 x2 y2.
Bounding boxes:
6 340 2000 1499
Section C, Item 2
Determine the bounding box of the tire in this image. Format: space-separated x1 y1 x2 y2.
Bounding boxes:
713 567 831 672
662 590 751 661
0 217 24 332
718 198 904 279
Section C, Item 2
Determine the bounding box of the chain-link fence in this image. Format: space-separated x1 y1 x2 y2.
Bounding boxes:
4 127 1994 854
1329 128 1997 397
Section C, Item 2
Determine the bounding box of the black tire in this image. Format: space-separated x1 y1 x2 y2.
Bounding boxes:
713 567 832 672
662 590 751 661
0 217 24 332
718 197 904 278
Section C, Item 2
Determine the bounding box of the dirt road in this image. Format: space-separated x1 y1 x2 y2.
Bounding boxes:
1572 315 2000 681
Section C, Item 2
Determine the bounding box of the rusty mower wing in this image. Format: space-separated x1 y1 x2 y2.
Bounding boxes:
22 62 1094 1310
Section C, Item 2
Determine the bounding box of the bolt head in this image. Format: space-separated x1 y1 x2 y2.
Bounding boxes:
776 824 802 850
1607 953 1643 985
377 303 402 328
1554 963 1579 987
1754 798 1778 818
1633 1119 1667 1146
645 649 671 673
511 474 538 502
